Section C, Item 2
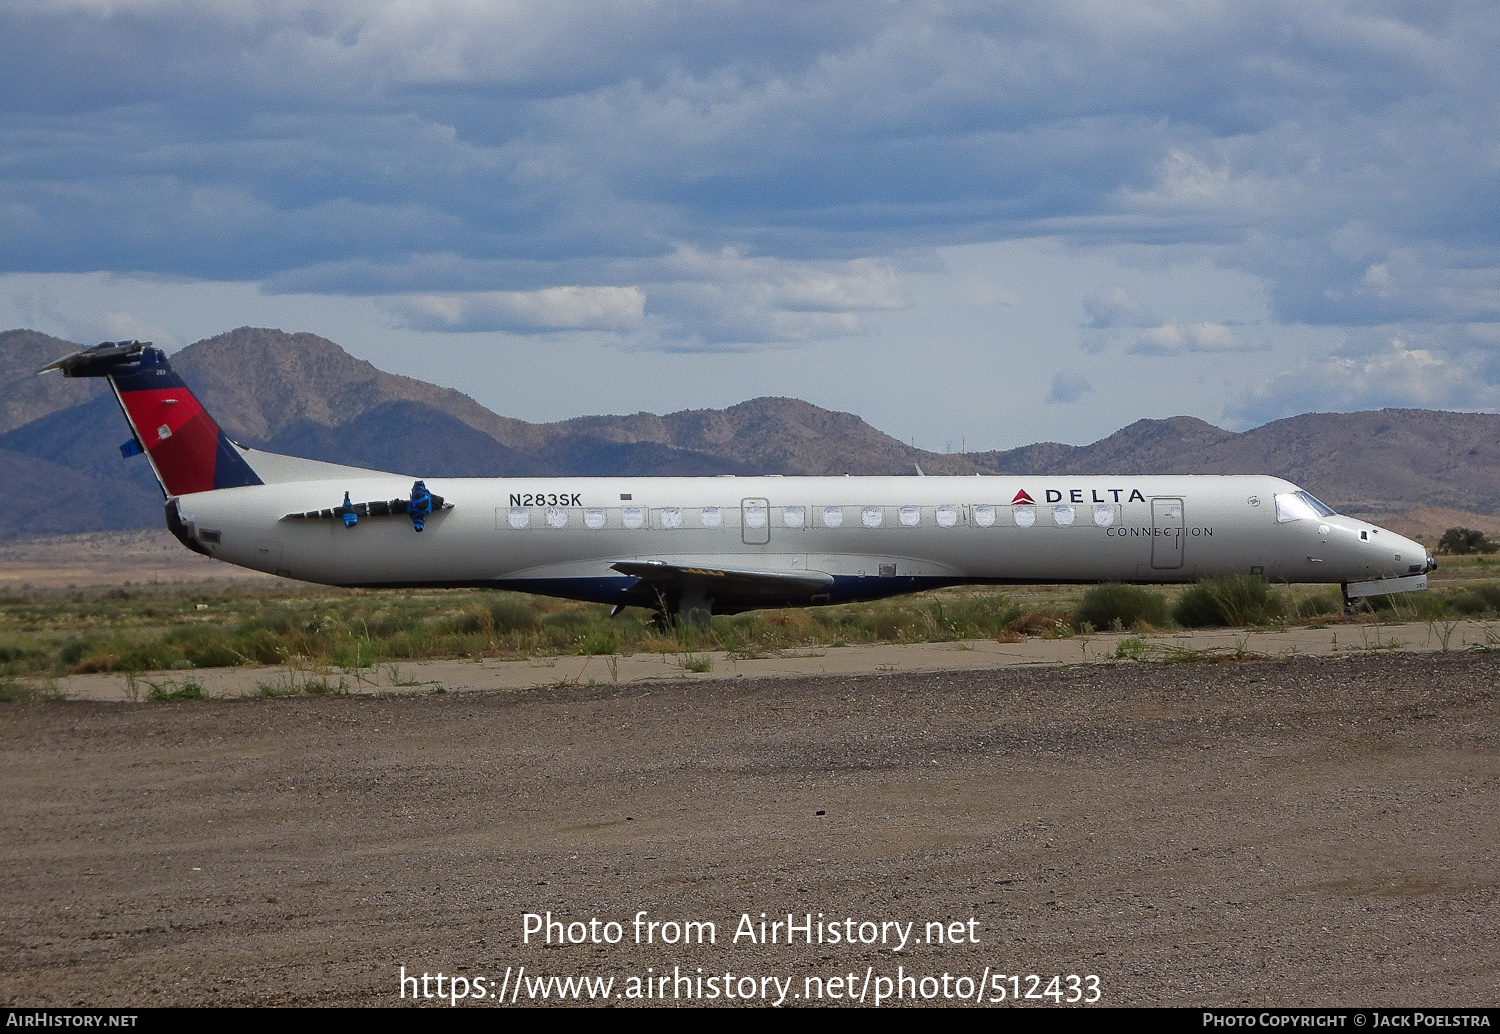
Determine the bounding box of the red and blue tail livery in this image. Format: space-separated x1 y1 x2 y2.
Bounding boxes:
45 340 262 496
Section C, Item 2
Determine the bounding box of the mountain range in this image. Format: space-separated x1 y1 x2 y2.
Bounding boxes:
2 326 1497 541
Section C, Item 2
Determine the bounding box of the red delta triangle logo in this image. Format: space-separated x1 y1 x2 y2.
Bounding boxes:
1011 490 1036 505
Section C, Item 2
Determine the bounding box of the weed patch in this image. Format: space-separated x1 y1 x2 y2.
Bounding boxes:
145 679 206 701
1174 575 1285 628
1075 584 1170 632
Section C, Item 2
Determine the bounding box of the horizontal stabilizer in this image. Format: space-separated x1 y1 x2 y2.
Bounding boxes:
611 560 833 601
40 340 145 378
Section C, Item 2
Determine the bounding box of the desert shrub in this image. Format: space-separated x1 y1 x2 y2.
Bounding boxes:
232 628 290 665
536 609 593 649
115 640 184 673
441 611 486 636
72 653 120 674
185 638 243 668
1073 584 1170 632
1005 609 1075 637
0 678 61 703
869 608 913 640
539 609 591 631
1293 591 1340 620
488 598 540 633
0 641 48 677
1448 582 1500 617
935 595 1025 638
147 681 205 701
166 628 243 668
1173 575 1285 628
578 628 619 655
331 638 377 668
58 639 94 666
234 610 300 636
1360 590 1449 620
362 610 425 638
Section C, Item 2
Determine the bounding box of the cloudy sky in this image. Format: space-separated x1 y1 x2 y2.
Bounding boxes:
2 1 1497 452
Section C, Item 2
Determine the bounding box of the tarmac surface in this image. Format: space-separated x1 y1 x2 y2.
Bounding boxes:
2 644 1497 1008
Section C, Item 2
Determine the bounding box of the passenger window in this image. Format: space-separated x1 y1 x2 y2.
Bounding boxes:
783 505 805 528
661 507 683 529
546 507 568 529
974 505 996 527
1053 505 1075 527
584 508 605 529
622 507 644 529
936 505 958 527
701 506 722 528
822 506 844 528
508 507 529 529
744 504 767 528
1013 506 1035 528
1093 505 1115 527
862 506 883 528
899 506 920 526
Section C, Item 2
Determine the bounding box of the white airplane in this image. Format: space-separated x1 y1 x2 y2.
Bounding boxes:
46 340 1435 625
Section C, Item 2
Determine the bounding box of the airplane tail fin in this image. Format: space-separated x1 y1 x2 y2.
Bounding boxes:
43 340 264 497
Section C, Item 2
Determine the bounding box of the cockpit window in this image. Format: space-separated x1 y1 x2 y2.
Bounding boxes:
1275 490 1339 523
1299 491 1337 517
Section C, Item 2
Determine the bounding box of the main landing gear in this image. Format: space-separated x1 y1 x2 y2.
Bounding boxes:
643 586 714 631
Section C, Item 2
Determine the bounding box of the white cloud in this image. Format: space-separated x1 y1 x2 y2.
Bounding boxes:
1129 321 1263 355
1230 337 1500 426
1119 148 1294 219
1082 286 1152 329
3 0 1500 401
369 246 907 346
636 247 907 345
384 286 646 333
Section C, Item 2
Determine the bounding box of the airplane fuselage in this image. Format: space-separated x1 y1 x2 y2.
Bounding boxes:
174 472 1431 611
45 339 1434 621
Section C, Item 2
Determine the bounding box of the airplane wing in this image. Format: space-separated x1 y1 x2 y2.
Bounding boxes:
610 560 833 604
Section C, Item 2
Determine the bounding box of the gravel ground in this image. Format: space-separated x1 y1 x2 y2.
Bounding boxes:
2 650 1496 1008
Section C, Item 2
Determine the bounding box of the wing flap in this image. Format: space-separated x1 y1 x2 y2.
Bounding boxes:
611 560 833 601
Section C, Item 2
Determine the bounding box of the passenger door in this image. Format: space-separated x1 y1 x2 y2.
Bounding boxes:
1151 497 1184 569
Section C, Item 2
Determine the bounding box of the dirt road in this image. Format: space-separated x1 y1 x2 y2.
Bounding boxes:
2 650 1496 1007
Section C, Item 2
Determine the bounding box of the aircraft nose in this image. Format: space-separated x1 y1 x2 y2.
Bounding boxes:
1390 534 1432 576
